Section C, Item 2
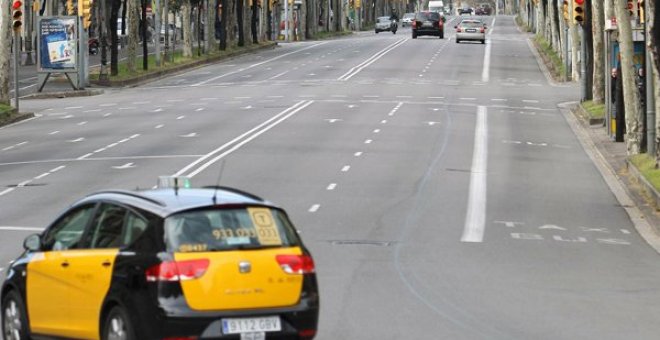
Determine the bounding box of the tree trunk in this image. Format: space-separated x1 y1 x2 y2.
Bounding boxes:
110 0 121 75
220 0 228 49
0 0 11 105
591 0 605 103
549 0 559 50
163 0 170 61
614 0 643 154
208 0 217 51
182 0 193 57
237 0 245 46
141 0 148 70
127 0 139 72
648 0 660 164
228 0 237 47
251 0 258 43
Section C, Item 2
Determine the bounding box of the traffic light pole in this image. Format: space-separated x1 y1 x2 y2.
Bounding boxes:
580 25 587 101
13 32 20 111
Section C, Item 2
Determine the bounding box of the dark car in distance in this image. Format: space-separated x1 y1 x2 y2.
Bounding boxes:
412 11 445 39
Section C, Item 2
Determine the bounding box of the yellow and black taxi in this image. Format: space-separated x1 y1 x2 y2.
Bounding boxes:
1 178 319 340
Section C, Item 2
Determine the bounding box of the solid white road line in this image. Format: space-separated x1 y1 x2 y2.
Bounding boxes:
179 101 314 178
461 106 488 243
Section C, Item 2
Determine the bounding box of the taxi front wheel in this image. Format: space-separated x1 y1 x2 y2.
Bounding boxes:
2 291 30 340
102 306 135 340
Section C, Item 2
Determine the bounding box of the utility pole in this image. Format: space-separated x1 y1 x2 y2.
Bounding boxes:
25 0 34 65
644 2 655 155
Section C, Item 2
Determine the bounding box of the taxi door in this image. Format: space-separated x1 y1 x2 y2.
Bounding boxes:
27 204 96 337
62 249 118 339
64 202 126 339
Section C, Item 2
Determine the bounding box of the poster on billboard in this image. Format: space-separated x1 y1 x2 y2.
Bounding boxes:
38 16 78 71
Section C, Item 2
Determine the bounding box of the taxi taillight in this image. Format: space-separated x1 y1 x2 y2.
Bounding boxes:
145 259 209 282
276 255 315 274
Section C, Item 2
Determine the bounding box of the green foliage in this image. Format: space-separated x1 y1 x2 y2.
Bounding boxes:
534 34 566 80
581 100 605 119
630 154 660 192
0 103 12 118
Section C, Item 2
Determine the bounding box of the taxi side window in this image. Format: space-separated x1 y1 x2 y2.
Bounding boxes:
89 203 127 249
122 212 149 246
42 204 96 251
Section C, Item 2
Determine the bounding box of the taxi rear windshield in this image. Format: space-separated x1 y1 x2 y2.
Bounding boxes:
164 207 299 253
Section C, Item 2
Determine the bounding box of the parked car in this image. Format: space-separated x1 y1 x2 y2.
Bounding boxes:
401 12 415 27
375 16 397 34
412 11 444 39
455 19 486 44
1 178 319 340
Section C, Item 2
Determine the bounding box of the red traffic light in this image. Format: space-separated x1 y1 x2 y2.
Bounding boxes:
12 0 22 9
574 0 584 4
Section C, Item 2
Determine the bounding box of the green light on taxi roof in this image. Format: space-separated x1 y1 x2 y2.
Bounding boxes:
158 176 192 189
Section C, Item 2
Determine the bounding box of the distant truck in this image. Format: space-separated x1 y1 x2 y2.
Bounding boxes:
428 1 444 13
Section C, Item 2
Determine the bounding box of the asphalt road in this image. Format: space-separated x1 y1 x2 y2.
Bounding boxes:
3 15 660 339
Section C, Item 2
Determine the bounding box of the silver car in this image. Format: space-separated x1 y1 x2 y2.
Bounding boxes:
455 19 486 44
401 13 415 27
375 16 397 34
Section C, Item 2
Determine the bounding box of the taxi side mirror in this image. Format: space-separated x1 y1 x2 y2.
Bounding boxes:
24 234 41 251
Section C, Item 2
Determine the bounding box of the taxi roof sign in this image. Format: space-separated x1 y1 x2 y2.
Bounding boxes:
158 176 192 189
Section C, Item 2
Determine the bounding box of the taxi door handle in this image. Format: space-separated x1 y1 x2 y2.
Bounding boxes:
101 261 112 267
60 261 69 268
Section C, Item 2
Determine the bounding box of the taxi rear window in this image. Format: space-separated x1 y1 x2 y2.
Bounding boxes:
164 207 299 253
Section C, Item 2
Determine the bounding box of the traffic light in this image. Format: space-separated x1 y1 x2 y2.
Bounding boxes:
638 0 645 23
66 0 74 15
562 0 569 21
573 0 584 25
79 0 92 29
11 0 22 32
627 0 635 17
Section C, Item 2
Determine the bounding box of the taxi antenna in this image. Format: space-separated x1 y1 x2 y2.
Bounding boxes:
212 160 225 204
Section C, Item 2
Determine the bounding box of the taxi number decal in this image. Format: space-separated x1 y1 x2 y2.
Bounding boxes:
213 228 257 239
179 243 208 252
248 208 282 246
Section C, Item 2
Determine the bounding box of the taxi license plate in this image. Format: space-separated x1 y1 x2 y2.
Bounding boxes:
422 22 433 27
466 29 476 32
222 316 281 335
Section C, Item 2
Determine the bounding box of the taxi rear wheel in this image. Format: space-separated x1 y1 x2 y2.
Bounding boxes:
2 291 30 340
102 306 134 340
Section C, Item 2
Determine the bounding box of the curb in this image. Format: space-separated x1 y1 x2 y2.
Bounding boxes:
575 104 605 126
0 110 35 127
562 102 660 253
627 160 660 210
23 89 105 100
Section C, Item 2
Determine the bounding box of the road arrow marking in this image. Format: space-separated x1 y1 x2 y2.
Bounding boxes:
540 224 567 231
113 163 135 169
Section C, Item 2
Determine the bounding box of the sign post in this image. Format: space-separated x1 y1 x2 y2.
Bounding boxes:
36 16 80 91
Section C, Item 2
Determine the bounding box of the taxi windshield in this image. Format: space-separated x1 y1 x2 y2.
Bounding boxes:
164 207 299 253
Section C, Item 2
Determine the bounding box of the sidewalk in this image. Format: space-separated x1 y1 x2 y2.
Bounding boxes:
566 103 660 252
